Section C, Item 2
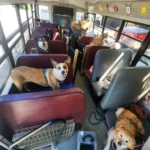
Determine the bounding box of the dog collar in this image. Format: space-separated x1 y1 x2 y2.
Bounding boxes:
43 68 63 84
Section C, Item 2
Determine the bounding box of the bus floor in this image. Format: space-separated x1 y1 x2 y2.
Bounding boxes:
40 70 108 150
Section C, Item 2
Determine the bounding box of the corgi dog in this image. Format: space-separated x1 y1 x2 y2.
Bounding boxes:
11 57 71 91
104 108 144 150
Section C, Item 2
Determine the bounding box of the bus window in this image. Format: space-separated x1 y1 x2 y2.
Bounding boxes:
38 5 49 21
28 4 32 18
0 57 11 91
19 5 27 24
0 45 5 58
104 17 122 43
76 11 84 22
94 14 103 35
0 5 19 38
24 29 30 43
8 32 21 48
12 38 24 62
119 23 149 50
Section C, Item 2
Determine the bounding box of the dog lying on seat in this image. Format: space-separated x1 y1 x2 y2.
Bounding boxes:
103 108 144 150
31 36 49 54
11 57 71 91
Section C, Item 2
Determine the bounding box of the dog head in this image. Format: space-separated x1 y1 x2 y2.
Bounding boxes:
51 57 71 81
35 36 49 53
110 42 121 49
45 29 54 40
114 128 136 150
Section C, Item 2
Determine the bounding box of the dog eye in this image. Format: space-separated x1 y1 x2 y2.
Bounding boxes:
125 140 128 143
58 67 61 70
120 134 123 137
63 66 67 69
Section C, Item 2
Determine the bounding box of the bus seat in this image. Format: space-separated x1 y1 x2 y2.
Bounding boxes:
0 87 85 140
12 54 73 92
100 67 150 148
83 46 109 79
91 48 132 97
48 40 66 54
26 40 66 54
77 36 95 52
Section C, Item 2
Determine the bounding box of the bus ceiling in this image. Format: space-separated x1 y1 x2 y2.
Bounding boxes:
0 0 150 25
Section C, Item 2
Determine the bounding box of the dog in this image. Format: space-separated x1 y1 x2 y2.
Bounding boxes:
110 42 121 49
88 33 108 46
31 36 49 54
103 108 144 150
11 57 71 91
45 29 54 40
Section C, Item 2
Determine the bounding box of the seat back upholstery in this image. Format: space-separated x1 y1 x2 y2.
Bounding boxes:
100 67 150 110
91 48 132 82
84 46 109 70
16 54 73 84
0 88 85 131
26 40 66 54
77 36 94 52
48 40 66 54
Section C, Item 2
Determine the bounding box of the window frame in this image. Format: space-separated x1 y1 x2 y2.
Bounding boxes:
0 3 35 94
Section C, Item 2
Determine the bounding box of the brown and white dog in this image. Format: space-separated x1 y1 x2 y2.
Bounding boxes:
11 57 71 91
88 33 108 46
103 108 144 150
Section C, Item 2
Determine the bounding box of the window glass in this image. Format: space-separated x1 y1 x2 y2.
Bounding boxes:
95 14 103 27
12 38 24 62
29 18 33 24
0 5 19 38
136 61 147 66
140 56 150 66
39 5 49 20
28 4 32 18
144 45 150 57
8 32 21 48
119 35 142 50
76 11 84 22
105 17 122 30
19 5 27 23
122 22 149 41
0 58 11 90
30 23 33 33
32 4 35 11
0 45 5 58
24 29 29 43
104 27 117 39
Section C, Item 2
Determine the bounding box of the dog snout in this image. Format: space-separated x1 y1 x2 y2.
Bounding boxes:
118 141 121 146
43 43 46 46
61 71 65 75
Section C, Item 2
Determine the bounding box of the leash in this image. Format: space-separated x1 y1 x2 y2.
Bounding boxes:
88 107 105 125
130 79 150 119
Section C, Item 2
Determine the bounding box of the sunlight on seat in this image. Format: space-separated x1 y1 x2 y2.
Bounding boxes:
100 52 124 81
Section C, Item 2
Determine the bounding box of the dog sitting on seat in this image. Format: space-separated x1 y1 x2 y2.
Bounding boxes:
11 57 71 92
45 29 54 40
31 36 49 54
103 108 144 150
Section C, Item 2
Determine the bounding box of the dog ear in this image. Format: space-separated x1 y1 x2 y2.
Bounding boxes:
51 59 58 68
43 36 49 41
64 57 71 66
